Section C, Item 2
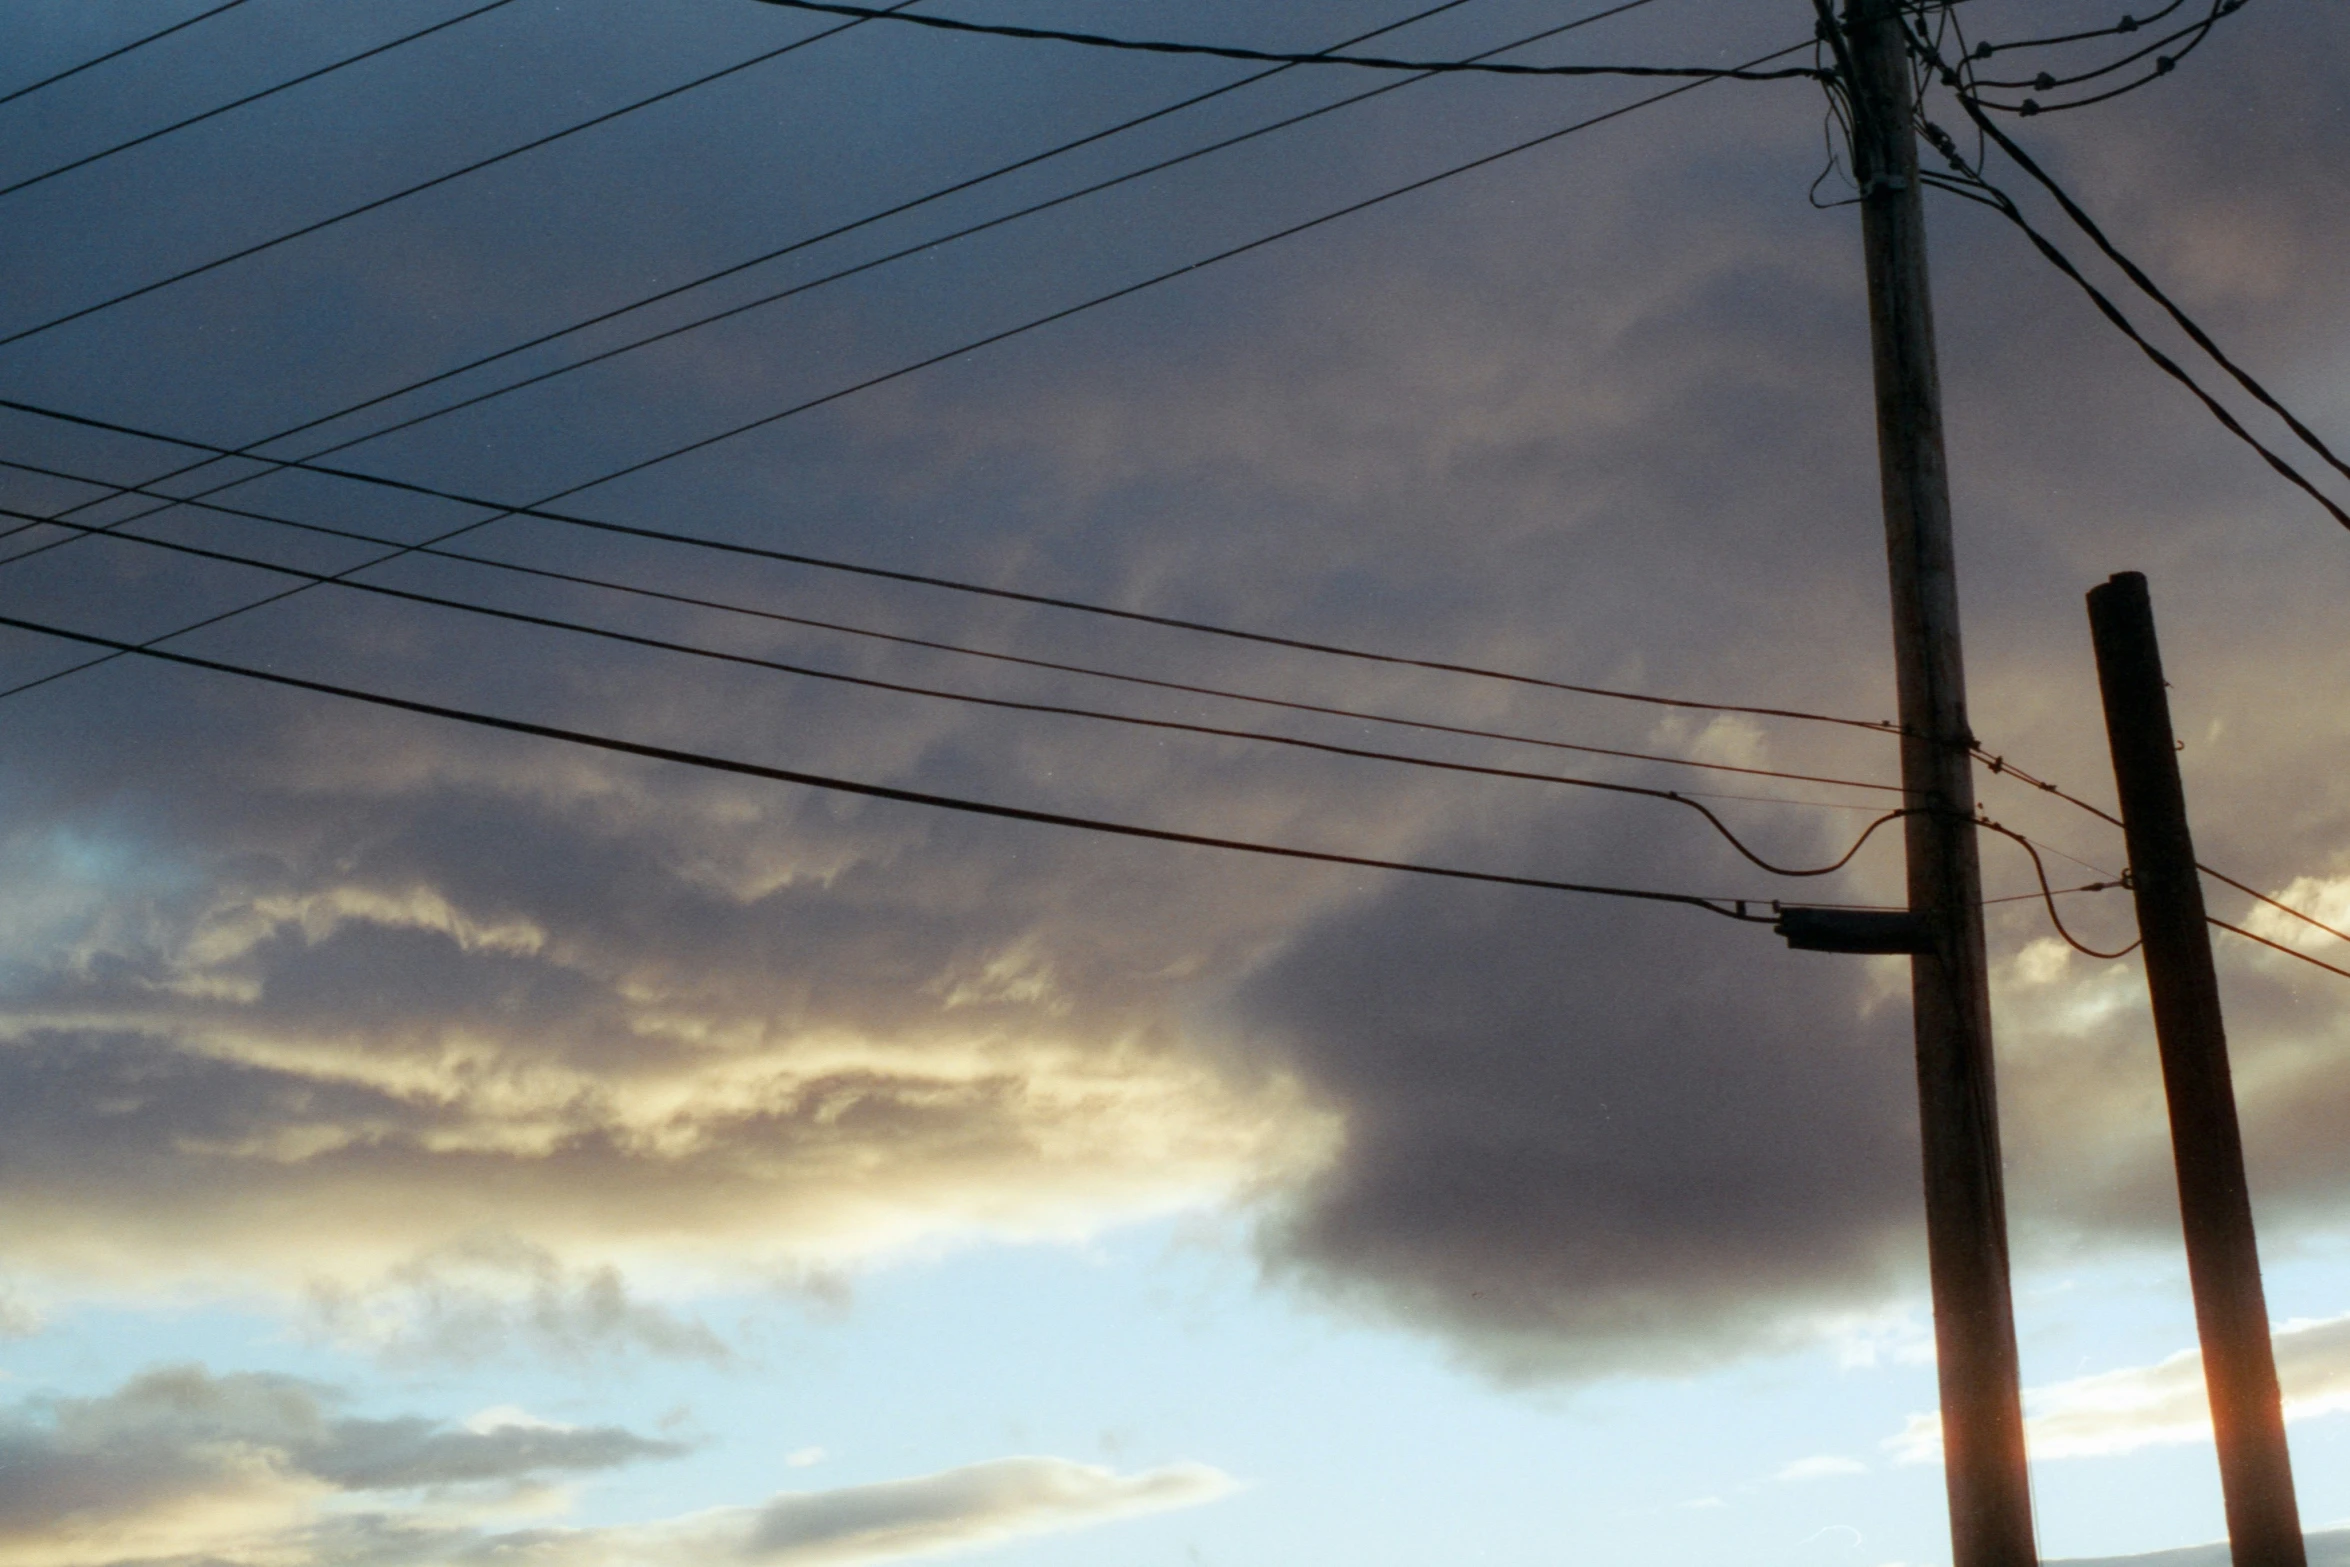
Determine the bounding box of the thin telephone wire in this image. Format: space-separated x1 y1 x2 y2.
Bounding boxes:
745 0 1824 81
2211 918 2350 984
1972 752 2350 950
0 0 259 109
0 1 921 350
5 498 1910 878
1955 96 2350 489
0 39 1883 738
0 0 526 200
0 608 1786 923
0 456 1900 797
0 0 1665 569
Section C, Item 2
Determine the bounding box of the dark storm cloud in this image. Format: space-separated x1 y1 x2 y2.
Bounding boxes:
0 0 2344 1384
1231 797 1920 1378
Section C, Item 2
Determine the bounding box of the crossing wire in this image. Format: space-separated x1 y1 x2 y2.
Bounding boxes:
0 608 1788 924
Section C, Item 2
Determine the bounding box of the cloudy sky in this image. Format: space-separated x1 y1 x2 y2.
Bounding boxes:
0 1 2345 1564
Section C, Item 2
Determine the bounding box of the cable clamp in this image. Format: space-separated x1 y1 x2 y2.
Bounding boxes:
1857 173 1911 198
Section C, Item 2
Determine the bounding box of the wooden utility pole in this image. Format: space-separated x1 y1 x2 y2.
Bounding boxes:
1827 4 2038 1563
2087 571 2306 1567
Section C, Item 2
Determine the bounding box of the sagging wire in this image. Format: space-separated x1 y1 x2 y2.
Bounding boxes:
1978 816 2143 959
1941 0 2250 115
1805 3 2346 970
1973 750 2350 953
1962 0 2194 55
0 607 1806 928
1968 1 2234 89
1807 2 1863 207
743 0 1830 82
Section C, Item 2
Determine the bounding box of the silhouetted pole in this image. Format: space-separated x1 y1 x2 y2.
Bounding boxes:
1827 4 2039 1562
2087 571 2305 1567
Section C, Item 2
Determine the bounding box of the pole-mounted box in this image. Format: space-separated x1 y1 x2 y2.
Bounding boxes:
1775 906 1934 954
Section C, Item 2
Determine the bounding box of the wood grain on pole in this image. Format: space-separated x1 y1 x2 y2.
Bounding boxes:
2088 571 2305 1567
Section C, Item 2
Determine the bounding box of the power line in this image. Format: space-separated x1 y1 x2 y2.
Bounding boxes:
1978 815 2141 959
1980 879 2124 908
0 607 1786 923
40 0 1666 554
2211 917 2350 985
1973 749 2350 953
11 0 1573 536
0 455 1900 797
0 0 1537 561
0 0 525 201
1958 0 2193 56
0 0 919 351
744 0 1825 83
0 349 1891 741
1969 11 2218 91
2199 866 2350 951
0 494 1906 877
1950 97 2350 490
1911 148 2350 533
1965 0 2232 90
1938 0 2247 115
0 0 1672 673
0 0 259 109
0 39 1893 740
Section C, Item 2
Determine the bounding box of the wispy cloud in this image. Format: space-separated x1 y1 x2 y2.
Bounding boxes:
1890 1310 2350 1463
0 1364 683 1567
0 1366 1230 1567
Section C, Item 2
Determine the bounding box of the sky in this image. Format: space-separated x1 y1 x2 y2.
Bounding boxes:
0 2 2345 1565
